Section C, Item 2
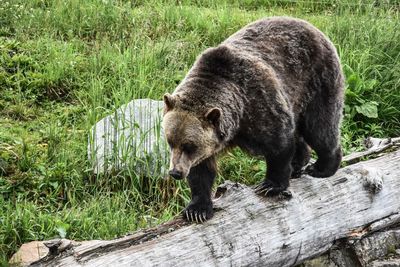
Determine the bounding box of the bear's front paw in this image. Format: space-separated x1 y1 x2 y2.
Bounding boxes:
182 201 213 223
255 180 292 198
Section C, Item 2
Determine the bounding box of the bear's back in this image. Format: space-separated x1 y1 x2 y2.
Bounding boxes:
175 17 343 120
223 17 336 75
220 17 342 114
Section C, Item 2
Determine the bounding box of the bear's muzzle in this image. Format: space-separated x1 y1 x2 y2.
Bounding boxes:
169 169 183 180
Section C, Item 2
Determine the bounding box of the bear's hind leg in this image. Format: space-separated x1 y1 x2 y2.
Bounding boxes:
255 138 294 198
291 136 311 178
302 105 342 178
305 144 342 178
184 156 216 223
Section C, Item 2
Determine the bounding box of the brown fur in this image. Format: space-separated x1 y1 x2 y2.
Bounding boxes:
162 17 344 222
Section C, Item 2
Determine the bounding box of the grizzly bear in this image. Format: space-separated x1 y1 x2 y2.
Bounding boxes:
162 17 344 223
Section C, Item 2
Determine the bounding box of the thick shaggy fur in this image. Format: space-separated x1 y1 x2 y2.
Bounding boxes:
163 17 344 222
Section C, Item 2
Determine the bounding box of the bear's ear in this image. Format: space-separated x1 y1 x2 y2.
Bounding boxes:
205 108 226 139
163 93 175 113
205 107 221 126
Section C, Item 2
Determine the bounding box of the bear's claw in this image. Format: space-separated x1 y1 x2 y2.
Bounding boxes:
183 202 213 223
255 181 292 199
254 184 273 195
184 209 207 223
278 190 293 199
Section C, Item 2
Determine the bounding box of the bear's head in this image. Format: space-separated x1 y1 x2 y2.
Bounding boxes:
162 93 224 180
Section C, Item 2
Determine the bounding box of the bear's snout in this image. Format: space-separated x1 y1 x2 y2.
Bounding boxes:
169 169 183 180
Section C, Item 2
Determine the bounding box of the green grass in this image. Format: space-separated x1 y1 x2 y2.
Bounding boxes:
0 0 399 264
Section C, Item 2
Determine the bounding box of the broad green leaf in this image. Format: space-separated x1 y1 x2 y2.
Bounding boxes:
345 88 358 99
355 101 379 118
364 79 378 91
347 73 361 91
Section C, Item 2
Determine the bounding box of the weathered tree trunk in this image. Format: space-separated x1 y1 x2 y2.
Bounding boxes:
16 138 400 266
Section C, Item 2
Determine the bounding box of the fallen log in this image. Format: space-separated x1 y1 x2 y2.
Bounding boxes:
14 138 400 266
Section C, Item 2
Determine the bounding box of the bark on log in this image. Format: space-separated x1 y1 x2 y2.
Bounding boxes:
26 138 400 267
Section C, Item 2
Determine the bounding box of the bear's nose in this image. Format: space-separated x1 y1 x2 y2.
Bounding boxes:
169 169 183 180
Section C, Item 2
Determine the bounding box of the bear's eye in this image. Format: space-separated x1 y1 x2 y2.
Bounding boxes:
182 143 197 154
